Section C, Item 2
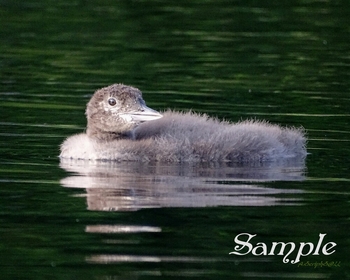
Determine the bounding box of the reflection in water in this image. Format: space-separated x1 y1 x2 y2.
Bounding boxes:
85 225 161 234
86 254 230 264
60 158 306 211
60 159 308 274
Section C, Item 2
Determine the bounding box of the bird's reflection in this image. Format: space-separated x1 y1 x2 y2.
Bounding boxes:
60 158 306 211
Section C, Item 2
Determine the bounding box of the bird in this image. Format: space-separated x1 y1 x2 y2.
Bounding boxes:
59 84 307 162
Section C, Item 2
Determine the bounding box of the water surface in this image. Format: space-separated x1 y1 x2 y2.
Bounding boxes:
0 0 349 279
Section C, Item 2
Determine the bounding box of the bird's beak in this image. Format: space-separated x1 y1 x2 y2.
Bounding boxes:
120 104 163 122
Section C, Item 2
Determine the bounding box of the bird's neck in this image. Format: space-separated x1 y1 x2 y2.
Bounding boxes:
86 126 134 141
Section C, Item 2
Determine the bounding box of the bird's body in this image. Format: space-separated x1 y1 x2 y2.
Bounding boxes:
60 84 307 162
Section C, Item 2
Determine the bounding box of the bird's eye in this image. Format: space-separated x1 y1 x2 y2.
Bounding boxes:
108 98 117 106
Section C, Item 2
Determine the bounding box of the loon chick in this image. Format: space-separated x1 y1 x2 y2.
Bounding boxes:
60 84 307 162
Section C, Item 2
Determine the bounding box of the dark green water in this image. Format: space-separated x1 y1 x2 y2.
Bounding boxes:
1 0 349 279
